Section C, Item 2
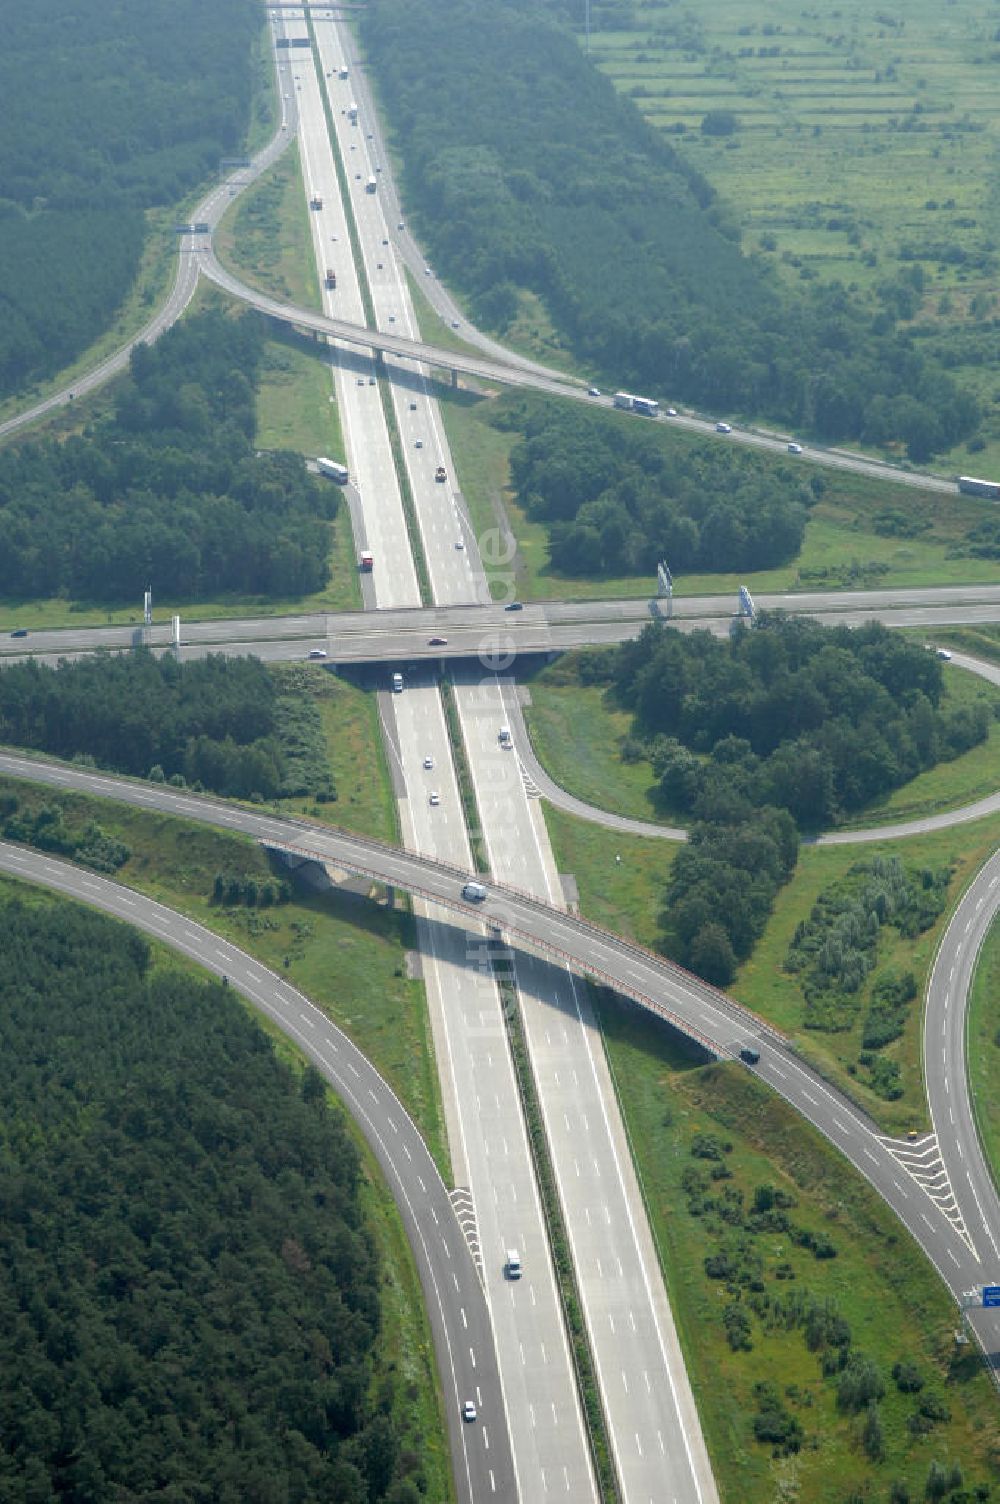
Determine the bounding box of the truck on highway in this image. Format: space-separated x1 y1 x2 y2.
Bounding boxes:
365 176 377 194
613 391 659 416
309 195 323 211
462 881 487 902
324 268 337 289
316 456 348 482
347 101 358 124
359 550 374 571
958 474 1000 500
338 65 349 79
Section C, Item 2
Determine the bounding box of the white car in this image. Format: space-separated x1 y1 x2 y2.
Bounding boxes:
936 648 953 661
415 438 423 448
423 755 434 770
666 406 678 416
462 1401 477 1423
787 441 803 454
307 648 327 659
455 539 465 550
588 387 601 398
429 792 440 807
715 421 733 434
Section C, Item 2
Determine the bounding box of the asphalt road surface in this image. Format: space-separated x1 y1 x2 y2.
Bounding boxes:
4 584 1000 664
0 838 515 1504
1 752 996 1377
289 14 598 1498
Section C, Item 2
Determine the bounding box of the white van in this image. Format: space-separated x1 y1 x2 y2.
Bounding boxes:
498 727 512 748
392 672 403 693
462 881 487 903
505 1249 522 1279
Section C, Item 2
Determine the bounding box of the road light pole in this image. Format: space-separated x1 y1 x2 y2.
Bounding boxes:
584 0 590 54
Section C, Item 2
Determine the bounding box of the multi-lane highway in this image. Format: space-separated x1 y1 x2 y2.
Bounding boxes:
4 585 1000 666
308 13 721 1496
1 11 998 1500
285 13 598 1499
0 838 513 1504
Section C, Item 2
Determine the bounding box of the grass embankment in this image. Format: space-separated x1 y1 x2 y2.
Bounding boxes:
523 653 1000 833
589 0 1000 474
269 663 398 842
216 141 321 312
966 916 1000 1194
597 1011 1000 1504
541 802 675 951
0 768 449 1183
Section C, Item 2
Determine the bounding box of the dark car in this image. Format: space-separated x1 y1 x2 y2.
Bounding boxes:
10 628 28 638
739 1046 760 1066
504 602 524 612
428 636 448 646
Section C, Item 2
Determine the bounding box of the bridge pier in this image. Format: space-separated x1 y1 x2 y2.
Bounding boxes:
450 368 459 389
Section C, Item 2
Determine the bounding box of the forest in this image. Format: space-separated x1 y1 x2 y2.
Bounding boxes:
0 0 260 398
614 616 986 827
363 0 979 456
0 652 335 803
503 399 813 576
0 894 427 1502
577 616 990 983
0 310 335 604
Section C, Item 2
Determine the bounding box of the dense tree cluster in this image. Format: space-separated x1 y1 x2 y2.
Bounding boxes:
614 616 987 828
504 400 810 576
0 794 130 873
663 807 799 985
363 0 979 454
0 0 259 396
0 311 335 603
0 896 425 1501
0 651 334 803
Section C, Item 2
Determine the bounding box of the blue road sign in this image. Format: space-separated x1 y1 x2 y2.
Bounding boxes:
983 1285 1000 1307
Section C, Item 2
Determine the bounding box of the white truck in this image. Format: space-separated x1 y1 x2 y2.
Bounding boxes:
614 391 658 415
365 176 377 194
347 101 358 124
316 456 348 482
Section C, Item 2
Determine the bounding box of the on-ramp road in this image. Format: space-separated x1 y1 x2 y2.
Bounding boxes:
0 839 517 1504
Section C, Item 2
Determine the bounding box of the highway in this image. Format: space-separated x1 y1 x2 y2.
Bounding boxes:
0 750 996 1372
3 583 1000 664
287 11 594 1499
313 13 720 1497
203 241 969 495
0 7 996 1491
0 838 510 1504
